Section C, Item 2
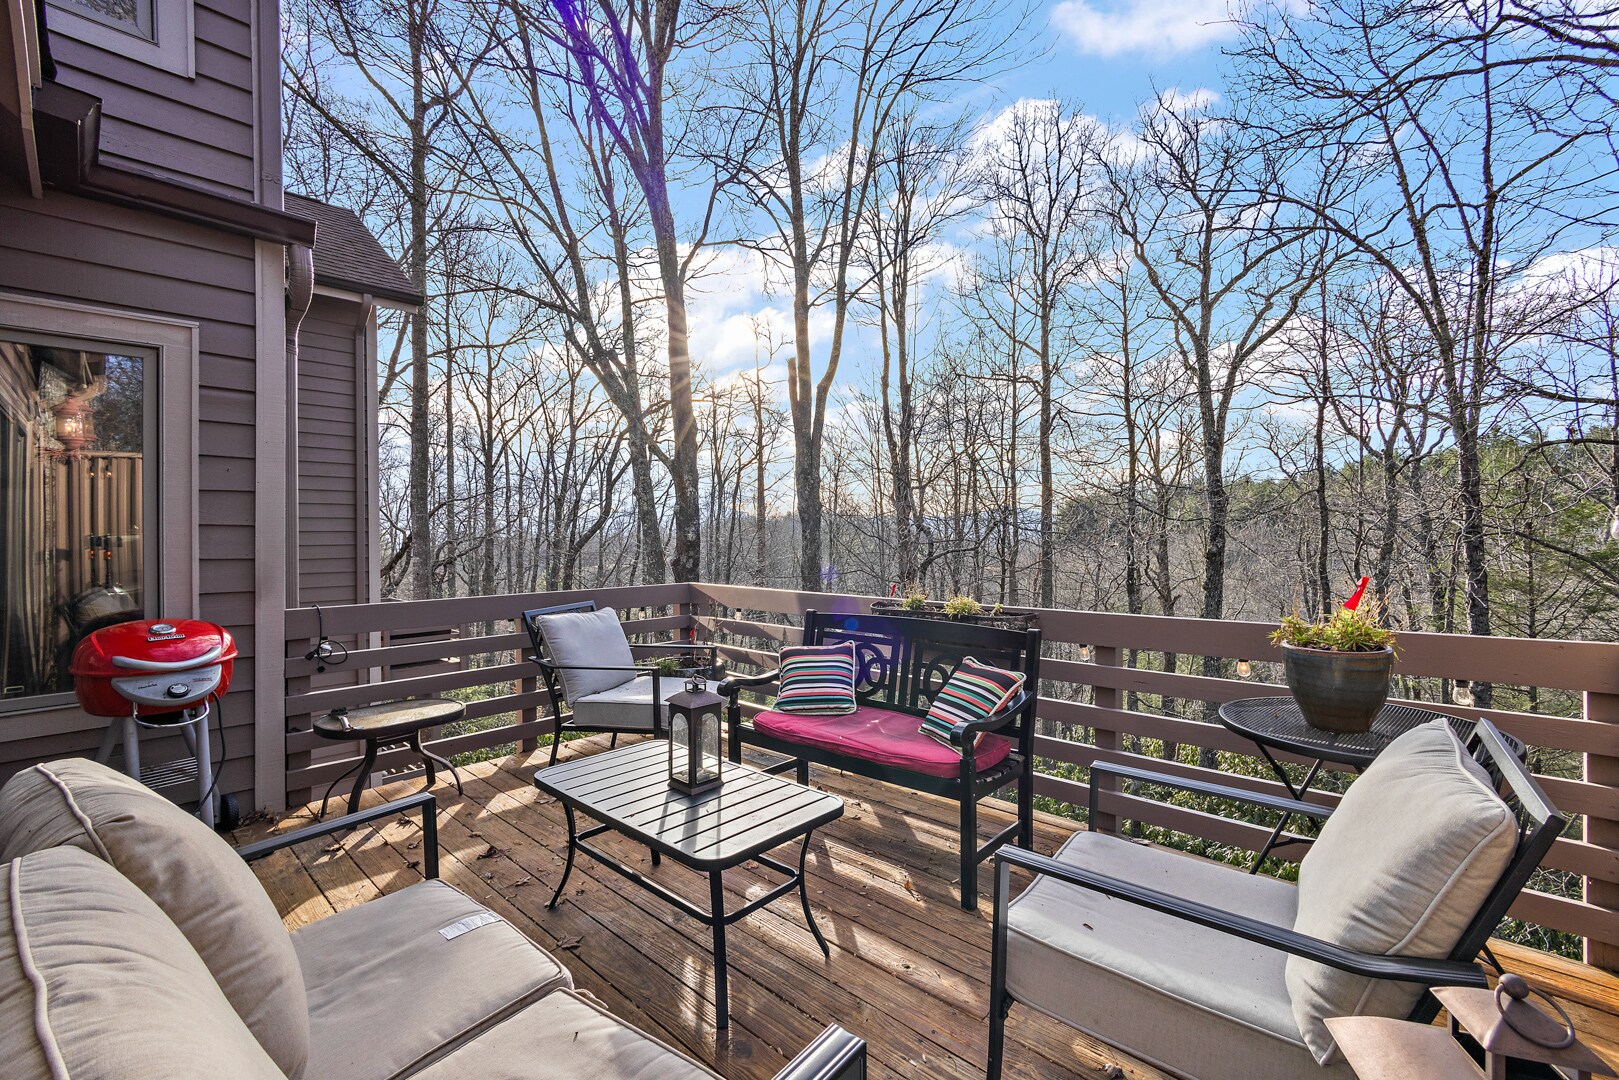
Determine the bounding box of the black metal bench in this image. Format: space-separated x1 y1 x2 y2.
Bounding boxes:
718 609 1041 909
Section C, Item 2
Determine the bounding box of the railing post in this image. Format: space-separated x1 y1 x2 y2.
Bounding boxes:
518 638 538 754
1586 690 1619 972
1091 645 1122 835
285 632 314 810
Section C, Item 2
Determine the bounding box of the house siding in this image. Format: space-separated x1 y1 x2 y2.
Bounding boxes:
297 295 367 607
0 189 265 804
46 0 260 197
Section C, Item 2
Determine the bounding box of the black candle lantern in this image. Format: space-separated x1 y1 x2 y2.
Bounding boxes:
668 673 724 795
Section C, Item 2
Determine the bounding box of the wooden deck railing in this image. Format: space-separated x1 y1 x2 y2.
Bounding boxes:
283 581 1619 970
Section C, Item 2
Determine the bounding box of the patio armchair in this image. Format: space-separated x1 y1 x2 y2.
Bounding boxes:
0 756 868 1080
522 600 718 768
986 718 1563 1080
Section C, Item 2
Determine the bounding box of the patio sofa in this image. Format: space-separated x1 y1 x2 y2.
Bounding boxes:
0 757 866 1080
719 609 1041 909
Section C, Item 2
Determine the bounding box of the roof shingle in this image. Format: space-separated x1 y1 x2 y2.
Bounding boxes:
286 193 422 307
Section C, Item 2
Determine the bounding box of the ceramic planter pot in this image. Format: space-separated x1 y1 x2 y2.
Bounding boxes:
1280 643 1395 734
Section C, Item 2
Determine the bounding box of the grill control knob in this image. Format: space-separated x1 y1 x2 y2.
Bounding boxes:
166 683 192 699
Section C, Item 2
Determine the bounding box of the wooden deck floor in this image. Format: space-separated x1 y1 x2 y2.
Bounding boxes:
240 735 1619 1080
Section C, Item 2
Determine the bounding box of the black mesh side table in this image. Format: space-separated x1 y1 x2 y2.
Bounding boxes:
1217 697 1481 872
535 740 844 1030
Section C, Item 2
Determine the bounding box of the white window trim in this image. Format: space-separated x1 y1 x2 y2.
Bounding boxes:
0 292 199 637
46 0 196 79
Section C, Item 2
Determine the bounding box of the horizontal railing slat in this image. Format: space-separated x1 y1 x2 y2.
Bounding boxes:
285 583 694 638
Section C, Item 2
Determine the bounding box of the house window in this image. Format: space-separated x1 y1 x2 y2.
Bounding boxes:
54 0 155 41
46 0 194 77
0 336 156 703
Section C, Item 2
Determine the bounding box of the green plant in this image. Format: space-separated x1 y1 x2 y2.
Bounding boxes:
647 655 685 676
941 594 983 618
900 589 929 611
1270 604 1396 653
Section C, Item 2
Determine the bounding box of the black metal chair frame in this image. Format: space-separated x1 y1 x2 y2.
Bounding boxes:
238 790 869 1079
718 609 1042 910
521 601 719 769
985 718 1566 1080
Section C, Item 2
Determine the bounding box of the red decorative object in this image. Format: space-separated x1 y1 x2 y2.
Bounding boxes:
70 618 237 718
1344 576 1370 611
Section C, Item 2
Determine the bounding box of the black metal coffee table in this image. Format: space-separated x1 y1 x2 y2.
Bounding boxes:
1218 697 1473 872
534 740 844 1029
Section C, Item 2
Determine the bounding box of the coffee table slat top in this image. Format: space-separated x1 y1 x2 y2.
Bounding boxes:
535 741 844 869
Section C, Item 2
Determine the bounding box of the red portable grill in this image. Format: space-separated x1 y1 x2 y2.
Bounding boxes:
71 619 238 829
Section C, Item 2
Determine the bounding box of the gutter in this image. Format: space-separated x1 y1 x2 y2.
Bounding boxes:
31 79 316 247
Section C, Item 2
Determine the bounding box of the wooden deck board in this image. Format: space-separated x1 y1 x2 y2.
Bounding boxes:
242 735 1619 1080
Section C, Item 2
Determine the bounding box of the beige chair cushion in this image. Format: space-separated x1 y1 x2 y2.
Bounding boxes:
1005 831 1354 1080
1287 719 1517 1063
293 879 572 1080
571 676 682 731
412 989 720 1079
0 758 310 1078
537 607 637 701
0 846 285 1080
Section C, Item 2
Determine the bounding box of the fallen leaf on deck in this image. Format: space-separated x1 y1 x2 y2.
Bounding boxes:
1102 1065 1124 1078
556 936 582 950
511 877 532 887
405 859 420 871
476 844 501 860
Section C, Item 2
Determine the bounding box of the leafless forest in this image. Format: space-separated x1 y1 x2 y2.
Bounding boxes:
283 0 1619 667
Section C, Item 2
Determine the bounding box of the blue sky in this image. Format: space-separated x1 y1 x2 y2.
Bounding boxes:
1004 0 1232 121
677 0 1241 385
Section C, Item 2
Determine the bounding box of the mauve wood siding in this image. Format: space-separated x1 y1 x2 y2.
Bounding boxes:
297 295 366 606
0 189 263 803
46 0 259 197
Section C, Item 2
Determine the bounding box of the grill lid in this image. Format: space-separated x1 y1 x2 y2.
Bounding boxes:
70 619 238 677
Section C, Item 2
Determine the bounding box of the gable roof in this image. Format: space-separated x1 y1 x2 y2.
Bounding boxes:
286 193 421 307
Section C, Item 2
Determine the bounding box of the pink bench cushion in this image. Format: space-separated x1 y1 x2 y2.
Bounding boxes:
753 705 1014 779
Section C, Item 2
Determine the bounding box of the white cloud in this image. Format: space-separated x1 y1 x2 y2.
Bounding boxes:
1159 86 1221 114
1051 0 1239 58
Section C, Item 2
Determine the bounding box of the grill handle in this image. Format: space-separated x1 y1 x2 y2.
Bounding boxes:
110 645 226 672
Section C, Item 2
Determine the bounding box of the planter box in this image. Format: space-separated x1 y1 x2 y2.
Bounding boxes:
869 599 1038 632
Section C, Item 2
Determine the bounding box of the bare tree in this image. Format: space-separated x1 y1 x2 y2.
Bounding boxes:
724 0 1027 589
977 98 1102 605
1235 0 1618 702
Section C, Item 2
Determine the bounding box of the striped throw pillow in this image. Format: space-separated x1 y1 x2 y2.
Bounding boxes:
920 657 1026 752
775 643 858 716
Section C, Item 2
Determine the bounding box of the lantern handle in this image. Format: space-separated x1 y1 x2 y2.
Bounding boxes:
1494 974 1576 1049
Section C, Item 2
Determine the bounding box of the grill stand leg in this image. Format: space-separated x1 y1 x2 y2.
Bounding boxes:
189 712 215 829
121 717 141 780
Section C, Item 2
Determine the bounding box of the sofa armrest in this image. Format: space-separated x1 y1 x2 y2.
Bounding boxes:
771 1024 867 1080
236 790 439 880
951 687 1034 744
718 669 780 701
995 845 1485 987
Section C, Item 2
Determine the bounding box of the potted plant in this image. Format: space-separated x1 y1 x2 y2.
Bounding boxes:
1269 579 1396 733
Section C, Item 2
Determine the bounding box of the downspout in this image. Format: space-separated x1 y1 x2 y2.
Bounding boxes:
284 241 314 606
354 293 375 609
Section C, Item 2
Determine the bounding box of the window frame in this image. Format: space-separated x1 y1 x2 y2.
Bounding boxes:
45 0 196 79
0 292 198 715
